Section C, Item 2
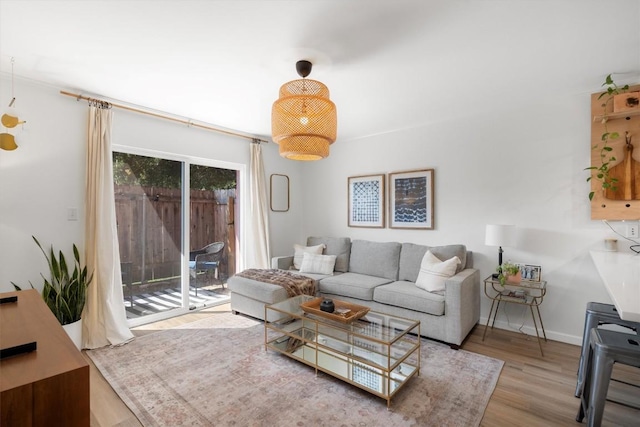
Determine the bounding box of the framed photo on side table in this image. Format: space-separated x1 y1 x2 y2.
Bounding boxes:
348 174 385 228
515 263 542 282
388 169 434 229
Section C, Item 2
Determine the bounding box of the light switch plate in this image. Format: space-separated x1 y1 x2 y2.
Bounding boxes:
67 207 78 221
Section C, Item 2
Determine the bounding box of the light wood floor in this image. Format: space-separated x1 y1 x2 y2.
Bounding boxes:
84 304 640 427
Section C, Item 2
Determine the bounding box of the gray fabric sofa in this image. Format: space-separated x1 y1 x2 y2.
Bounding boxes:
228 236 480 348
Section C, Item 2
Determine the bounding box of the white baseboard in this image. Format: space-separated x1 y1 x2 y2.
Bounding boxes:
478 316 583 347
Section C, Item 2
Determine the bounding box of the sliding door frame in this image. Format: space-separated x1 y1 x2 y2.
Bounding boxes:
112 145 247 327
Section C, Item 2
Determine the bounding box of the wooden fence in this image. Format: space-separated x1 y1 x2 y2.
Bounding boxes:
114 185 236 285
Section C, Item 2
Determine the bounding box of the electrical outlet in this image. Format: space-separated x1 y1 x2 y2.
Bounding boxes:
626 224 638 239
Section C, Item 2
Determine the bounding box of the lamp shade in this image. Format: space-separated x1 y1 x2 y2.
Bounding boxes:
485 224 516 247
271 78 337 161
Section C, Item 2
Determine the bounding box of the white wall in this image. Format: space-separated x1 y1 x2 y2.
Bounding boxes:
2 2 639 345
299 106 615 345
1 79 87 293
296 6 640 345
0 76 304 293
262 141 307 259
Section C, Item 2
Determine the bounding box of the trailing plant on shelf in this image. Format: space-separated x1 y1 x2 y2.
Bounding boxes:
12 236 93 325
585 74 630 201
496 262 521 286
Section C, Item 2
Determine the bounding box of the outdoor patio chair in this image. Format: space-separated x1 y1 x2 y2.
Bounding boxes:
189 242 225 296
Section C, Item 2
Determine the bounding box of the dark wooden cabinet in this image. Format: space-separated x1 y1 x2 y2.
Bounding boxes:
1 290 89 427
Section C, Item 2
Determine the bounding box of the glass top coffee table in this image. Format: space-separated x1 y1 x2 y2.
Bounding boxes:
264 295 421 407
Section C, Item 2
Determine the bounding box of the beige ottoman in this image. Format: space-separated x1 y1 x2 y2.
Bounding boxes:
229 237 351 321
227 275 290 321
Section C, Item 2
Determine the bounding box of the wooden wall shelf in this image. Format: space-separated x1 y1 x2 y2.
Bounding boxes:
590 83 640 220
593 108 640 123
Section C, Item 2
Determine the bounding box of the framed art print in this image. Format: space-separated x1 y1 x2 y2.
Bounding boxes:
348 174 385 228
515 263 542 282
389 169 434 229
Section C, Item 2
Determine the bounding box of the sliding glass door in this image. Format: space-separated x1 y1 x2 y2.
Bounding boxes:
113 152 236 324
188 164 237 309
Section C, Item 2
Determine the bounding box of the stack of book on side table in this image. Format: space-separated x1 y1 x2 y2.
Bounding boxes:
500 289 527 302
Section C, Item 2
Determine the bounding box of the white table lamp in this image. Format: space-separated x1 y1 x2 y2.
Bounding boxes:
485 224 516 268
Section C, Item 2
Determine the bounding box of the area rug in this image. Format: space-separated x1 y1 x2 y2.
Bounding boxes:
87 313 504 427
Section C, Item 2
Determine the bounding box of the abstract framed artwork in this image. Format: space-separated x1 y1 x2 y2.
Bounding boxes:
348 174 385 228
388 169 434 229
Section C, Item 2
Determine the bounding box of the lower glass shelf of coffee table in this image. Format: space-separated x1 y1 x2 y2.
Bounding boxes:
264 295 421 408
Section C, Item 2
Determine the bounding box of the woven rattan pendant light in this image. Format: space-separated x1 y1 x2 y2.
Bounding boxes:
271 60 337 161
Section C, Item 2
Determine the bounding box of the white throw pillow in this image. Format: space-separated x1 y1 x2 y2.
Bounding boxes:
293 243 326 269
415 251 461 292
299 253 337 275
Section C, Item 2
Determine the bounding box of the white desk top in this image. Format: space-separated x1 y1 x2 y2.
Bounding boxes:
590 250 640 322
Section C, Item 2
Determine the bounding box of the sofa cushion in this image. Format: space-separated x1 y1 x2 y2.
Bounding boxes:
398 243 467 282
307 236 351 272
373 281 445 316
319 272 392 300
299 253 337 275
293 243 325 269
295 271 340 282
349 240 401 281
415 251 461 292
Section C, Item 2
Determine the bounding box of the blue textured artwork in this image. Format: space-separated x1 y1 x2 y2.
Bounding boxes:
394 177 427 224
352 180 380 222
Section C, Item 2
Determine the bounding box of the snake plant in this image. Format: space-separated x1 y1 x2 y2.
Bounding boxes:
12 236 93 325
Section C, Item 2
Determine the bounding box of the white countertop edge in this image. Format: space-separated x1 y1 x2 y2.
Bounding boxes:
589 250 640 323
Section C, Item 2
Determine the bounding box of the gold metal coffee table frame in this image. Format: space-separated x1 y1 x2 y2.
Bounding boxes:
264 295 421 408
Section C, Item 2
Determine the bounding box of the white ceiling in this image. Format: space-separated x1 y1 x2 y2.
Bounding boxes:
1 1 639 142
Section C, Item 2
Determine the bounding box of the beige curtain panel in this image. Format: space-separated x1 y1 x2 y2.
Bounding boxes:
82 105 134 349
248 142 271 268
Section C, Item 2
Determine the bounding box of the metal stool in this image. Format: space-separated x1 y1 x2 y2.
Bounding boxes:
575 302 639 397
576 329 640 426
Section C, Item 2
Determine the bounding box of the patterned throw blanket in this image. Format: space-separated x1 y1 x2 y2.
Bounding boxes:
235 269 316 297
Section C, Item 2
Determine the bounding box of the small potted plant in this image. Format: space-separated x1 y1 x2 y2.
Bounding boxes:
12 236 93 349
496 262 521 286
